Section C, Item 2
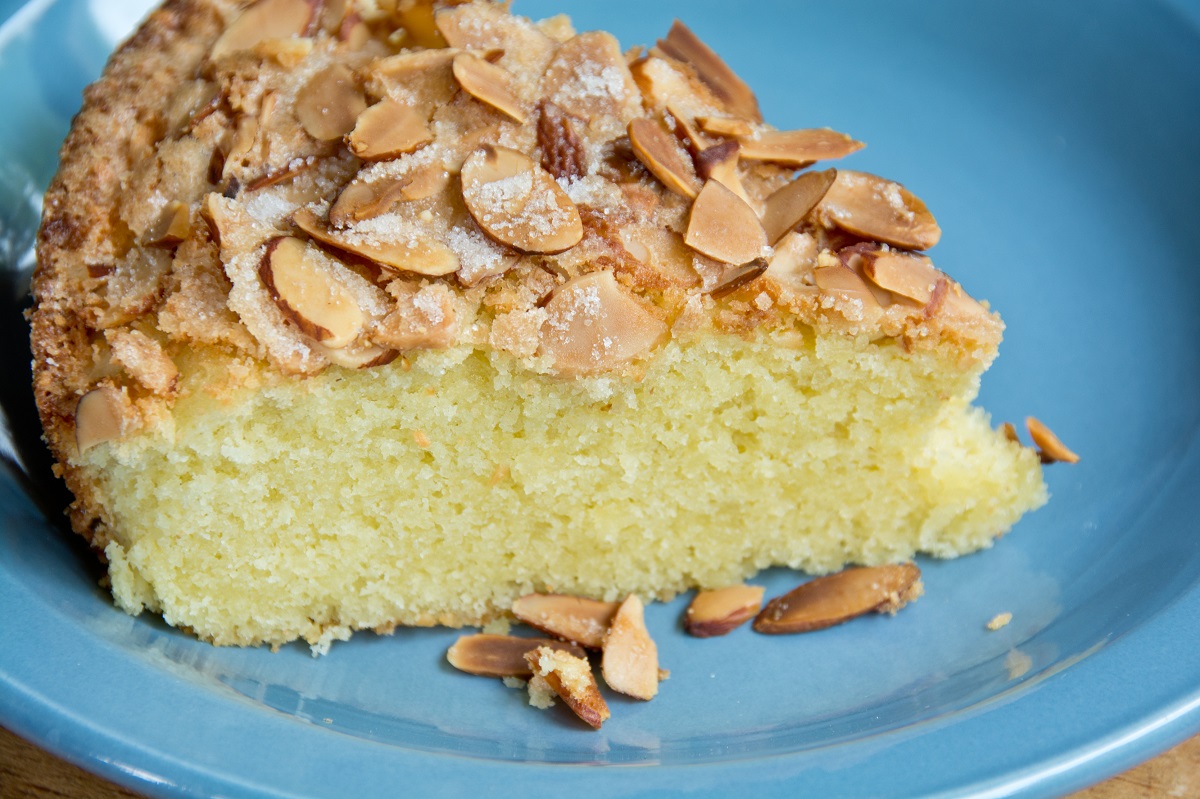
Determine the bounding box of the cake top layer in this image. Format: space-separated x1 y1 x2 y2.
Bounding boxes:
32 0 1003 455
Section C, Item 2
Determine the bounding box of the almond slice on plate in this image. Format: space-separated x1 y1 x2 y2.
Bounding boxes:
259 236 366 348
628 117 700 199
738 129 864 167
452 52 527 123
1026 417 1080 464
538 270 669 375
601 594 659 700
348 99 432 161
685 585 765 637
816 170 941 251
524 646 611 729
511 594 621 649
685 179 767 266
761 168 837 245
447 634 587 677
75 386 130 454
293 207 459 276
210 0 316 60
295 64 366 142
656 20 761 122
460 145 583 254
753 563 923 634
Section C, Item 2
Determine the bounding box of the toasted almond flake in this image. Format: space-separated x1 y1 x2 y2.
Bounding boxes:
524 646 611 729
709 258 768 299
330 165 449 227
685 585 765 637
987 612 1013 631
537 100 586 181
460 145 582 254
511 594 620 649
348 99 432 161
143 201 191 249
738 129 864 167
1026 417 1080 464
628 117 699 199
817 170 941 251
666 104 706 157
697 116 753 138
685 179 767 266
75 386 129 453
1001 422 1021 444
259 237 365 349
858 250 940 304
657 20 761 122
447 634 587 677
812 262 884 310
694 140 750 204
210 0 316 60
761 168 837 245
538 270 669 375
295 64 366 142
293 207 459 276
452 52 526 123
753 563 923 634
601 594 659 700
396 0 448 48
319 343 396 369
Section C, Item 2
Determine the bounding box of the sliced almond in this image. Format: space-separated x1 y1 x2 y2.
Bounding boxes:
75 386 129 453
761 168 837 245
600 594 659 700
539 270 669 375
812 262 884 312
460 145 582 254
396 0 448 48
330 166 450 227
710 258 769 299
319 343 397 369
447 634 587 677
628 117 699 199
685 179 767 266
859 250 940 304
697 116 753 138
511 594 620 649
1001 422 1021 444
210 0 316 60
537 101 586 181
1026 417 1080 464
738 129 864 167
667 105 706 158
347 99 432 161
754 563 923 634
293 207 459 276
295 64 366 142
525 646 611 729
657 20 761 122
143 201 191 249
817 170 941 251
452 52 526 123
694 140 749 204
685 585 764 637
259 237 365 348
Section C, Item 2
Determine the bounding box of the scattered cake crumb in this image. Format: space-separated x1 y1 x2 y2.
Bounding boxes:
987 611 1013 631
527 673 557 709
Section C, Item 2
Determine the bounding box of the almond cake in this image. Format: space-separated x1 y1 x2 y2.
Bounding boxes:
30 0 1047 652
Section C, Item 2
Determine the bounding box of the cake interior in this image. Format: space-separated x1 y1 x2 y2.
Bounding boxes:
80 328 1046 651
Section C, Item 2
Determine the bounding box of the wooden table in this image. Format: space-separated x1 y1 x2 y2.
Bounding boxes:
1 725 1197 798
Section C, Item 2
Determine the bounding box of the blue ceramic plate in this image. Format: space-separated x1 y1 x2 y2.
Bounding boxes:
3 1 1200 796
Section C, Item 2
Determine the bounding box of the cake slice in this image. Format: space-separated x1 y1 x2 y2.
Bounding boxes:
30 0 1046 652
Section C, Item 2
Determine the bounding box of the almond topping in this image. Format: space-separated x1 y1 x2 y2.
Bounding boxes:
452 52 526 123
511 594 620 649
447 634 586 677
694 140 749 204
859 250 940 304
1001 422 1021 444
75 387 129 454
1026 417 1080 464
319 343 397 370
709 258 769 299
259 237 366 348
524 646 611 729
696 116 753 138
539 271 669 375
396 0 449 48
812 262 884 311
143 201 191 249
293 207 459 276
601 594 659 700
628 117 699 199
685 585 764 637
657 20 761 122
210 0 316 60
754 564 923 634
685 179 767 266
738 129 864 167
295 64 366 142
347 99 432 161
537 101 586 181
330 166 450 227
761 168 837 245
460 145 582 254
817 170 941 251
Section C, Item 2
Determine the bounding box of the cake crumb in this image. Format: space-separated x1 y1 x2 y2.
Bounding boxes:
482 616 511 635
502 675 527 689
527 673 557 709
987 611 1012 631
1005 649 1032 680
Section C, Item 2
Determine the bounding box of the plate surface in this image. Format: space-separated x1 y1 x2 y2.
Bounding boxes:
3 1 1200 796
